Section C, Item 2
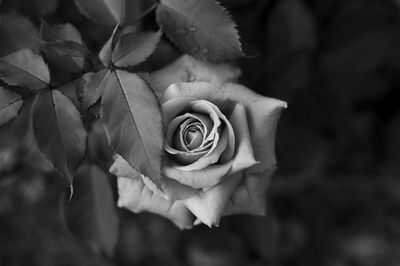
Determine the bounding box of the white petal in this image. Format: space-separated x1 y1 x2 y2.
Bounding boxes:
148 55 240 98
118 177 194 229
223 167 276 216
221 83 287 173
164 102 257 189
162 82 227 105
175 127 228 171
184 172 243 227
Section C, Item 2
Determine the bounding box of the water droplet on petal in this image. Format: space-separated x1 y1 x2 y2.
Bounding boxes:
202 48 209 55
189 26 197 31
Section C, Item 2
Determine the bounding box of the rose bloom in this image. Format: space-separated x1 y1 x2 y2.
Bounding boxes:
109 55 286 229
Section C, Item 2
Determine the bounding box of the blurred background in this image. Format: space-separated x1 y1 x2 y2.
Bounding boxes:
1 0 400 265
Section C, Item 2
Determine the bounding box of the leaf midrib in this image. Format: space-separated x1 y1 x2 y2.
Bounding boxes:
0 60 49 87
114 71 157 178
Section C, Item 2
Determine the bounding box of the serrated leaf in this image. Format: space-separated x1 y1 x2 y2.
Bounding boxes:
0 49 50 90
45 41 95 72
156 0 243 62
32 89 87 183
99 25 121 67
40 21 82 43
101 70 163 189
0 13 40 56
82 69 111 109
0 86 23 127
112 30 162 67
46 41 91 58
41 22 87 72
57 77 85 108
66 164 119 257
74 0 125 26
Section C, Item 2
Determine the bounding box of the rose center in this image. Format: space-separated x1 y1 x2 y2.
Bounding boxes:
184 126 203 150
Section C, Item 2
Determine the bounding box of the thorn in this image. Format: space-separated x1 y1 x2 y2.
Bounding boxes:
68 184 74 201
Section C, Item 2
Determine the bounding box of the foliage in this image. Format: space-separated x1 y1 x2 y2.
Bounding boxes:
0 0 244 258
2 0 400 265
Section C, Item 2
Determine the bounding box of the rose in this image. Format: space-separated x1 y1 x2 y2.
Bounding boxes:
109 55 286 229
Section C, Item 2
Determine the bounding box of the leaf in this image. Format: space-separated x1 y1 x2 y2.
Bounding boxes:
40 21 82 43
82 69 111 109
0 13 40 57
32 89 87 183
156 0 243 62
44 41 95 72
0 86 23 127
74 0 125 26
40 22 88 72
99 25 122 67
45 41 91 58
57 77 85 108
0 49 50 90
101 70 163 189
112 30 162 67
66 164 119 257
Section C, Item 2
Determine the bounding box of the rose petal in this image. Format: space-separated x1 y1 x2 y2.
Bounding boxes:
164 102 257 188
223 167 276 216
164 158 233 189
221 83 287 173
167 113 212 151
162 82 236 162
189 100 221 143
184 171 243 227
175 127 228 171
147 55 240 98
117 176 193 229
110 153 197 203
162 82 227 105
162 97 196 126
109 154 136 177
227 102 258 173
160 177 198 201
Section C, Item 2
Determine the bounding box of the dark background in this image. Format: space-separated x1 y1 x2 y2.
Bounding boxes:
1 0 400 265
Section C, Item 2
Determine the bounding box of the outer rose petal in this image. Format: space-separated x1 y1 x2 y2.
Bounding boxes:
184 171 243 227
146 55 240 98
223 167 276 216
220 83 287 173
110 154 198 201
161 82 227 105
117 177 193 229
